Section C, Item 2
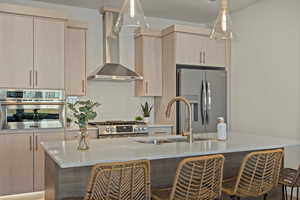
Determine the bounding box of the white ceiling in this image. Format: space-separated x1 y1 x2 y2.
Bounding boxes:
34 0 261 23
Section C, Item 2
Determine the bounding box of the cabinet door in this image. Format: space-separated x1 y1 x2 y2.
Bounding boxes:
175 33 205 66
135 35 162 97
205 39 226 67
34 17 65 89
65 27 86 96
0 133 34 196
0 13 34 89
143 36 162 96
34 131 64 191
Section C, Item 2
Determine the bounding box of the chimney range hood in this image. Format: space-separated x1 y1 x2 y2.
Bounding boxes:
88 9 143 81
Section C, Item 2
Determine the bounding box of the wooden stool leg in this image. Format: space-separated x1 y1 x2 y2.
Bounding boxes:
263 193 268 200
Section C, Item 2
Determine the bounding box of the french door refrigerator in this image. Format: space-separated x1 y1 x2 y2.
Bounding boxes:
176 66 227 134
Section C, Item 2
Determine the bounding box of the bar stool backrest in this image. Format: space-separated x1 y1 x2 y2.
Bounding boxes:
295 165 300 186
170 154 225 200
234 149 284 197
84 160 151 200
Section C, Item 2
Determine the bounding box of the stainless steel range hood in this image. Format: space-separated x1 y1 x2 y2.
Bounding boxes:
88 9 143 81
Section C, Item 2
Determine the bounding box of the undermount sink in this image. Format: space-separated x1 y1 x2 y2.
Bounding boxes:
135 137 216 145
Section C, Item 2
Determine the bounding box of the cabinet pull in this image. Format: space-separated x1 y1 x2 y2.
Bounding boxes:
200 52 202 64
29 70 32 87
29 136 32 152
35 135 38 151
35 71 38 87
82 80 85 93
203 52 206 64
145 81 148 94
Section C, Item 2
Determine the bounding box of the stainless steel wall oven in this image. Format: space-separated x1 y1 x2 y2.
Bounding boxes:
0 89 65 130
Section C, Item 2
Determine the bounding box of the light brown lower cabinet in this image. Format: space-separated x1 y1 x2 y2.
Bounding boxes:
34 131 64 191
0 130 64 196
0 133 34 196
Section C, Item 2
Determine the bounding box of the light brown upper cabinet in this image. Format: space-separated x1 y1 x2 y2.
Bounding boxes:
173 26 226 68
0 13 34 88
135 29 162 97
65 21 88 96
0 4 66 89
34 18 65 90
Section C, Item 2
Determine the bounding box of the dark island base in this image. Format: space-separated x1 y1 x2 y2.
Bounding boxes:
45 150 283 200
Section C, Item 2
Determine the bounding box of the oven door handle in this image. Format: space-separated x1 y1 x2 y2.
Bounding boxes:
0 102 65 106
0 104 4 129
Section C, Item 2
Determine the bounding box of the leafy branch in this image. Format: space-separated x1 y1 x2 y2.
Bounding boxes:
68 100 100 129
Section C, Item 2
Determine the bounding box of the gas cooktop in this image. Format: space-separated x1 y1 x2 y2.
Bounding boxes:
89 121 148 137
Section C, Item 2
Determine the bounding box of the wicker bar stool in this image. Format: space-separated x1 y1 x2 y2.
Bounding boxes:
222 149 284 200
63 160 151 200
279 165 300 200
152 154 225 200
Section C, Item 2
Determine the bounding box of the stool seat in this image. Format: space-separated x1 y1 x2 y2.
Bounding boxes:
280 168 300 187
152 188 172 200
222 177 237 196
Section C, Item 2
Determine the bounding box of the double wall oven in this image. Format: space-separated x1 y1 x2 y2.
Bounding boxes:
0 89 65 130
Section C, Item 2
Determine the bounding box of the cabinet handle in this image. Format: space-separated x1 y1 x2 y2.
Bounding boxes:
203 52 206 64
29 70 32 87
145 81 148 94
35 71 38 87
200 52 202 64
29 136 32 152
82 80 85 93
35 135 38 151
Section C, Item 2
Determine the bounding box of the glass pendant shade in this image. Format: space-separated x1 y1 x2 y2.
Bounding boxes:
210 0 233 40
114 0 149 34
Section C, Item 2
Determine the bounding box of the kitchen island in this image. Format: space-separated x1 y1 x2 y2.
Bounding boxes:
42 133 300 200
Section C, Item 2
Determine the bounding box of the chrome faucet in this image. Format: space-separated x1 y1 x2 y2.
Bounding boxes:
165 97 193 143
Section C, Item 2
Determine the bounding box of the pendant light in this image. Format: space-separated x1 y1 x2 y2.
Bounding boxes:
114 0 149 34
210 0 233 40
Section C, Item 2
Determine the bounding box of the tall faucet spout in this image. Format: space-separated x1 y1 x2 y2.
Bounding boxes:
165 97 193 143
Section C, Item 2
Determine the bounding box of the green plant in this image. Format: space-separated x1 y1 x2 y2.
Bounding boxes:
141 102 152 118
135 116 143 121
66 117 72 123
68 100 100 129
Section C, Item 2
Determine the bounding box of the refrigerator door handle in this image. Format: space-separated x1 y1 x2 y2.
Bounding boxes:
206 81 212 124
201 80 207 125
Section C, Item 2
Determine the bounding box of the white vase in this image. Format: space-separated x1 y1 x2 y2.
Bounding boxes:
143 117 150 124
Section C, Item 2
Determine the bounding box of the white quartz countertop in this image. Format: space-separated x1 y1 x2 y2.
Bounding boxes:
42 132 300 168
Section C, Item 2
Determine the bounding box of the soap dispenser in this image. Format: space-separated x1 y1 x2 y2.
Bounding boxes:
217 117 227 140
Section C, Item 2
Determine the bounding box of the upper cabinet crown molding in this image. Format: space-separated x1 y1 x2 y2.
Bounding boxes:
67 20 88 29
161 25 211 37
134 28 161 38
0 3 67 20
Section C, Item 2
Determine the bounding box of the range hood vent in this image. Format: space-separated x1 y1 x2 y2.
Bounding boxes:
88 9 143 81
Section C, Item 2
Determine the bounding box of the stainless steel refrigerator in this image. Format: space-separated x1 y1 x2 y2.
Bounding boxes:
176 66 227 134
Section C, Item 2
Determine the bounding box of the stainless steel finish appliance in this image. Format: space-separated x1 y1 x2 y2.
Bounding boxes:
0 89 65 130
89 121 148 138
176 66 227 134
88 9 143 81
